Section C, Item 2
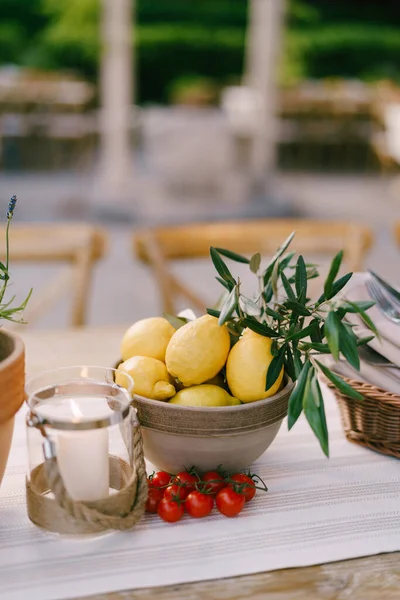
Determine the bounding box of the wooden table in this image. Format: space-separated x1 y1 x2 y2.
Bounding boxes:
23 327 400 600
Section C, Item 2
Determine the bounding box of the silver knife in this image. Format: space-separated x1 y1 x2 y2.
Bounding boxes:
368 270 400 307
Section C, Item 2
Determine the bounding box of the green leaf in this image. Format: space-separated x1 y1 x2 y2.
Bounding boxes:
279 251 296 273
263 283 273 303
303 371 329 457
210 247 235 286
280 272 296 300
324 311 340 361
338 321 360 370
293 346 303 377
315 360 363 400
263 305 284 321
263 231 296 285
356 335 375 346
249 252 261 273
309 318 323 342
0 261 7 273
284 346 296 381
163 313 188 330
239 295 261 317
288 360 311 429
343 300 379 337
215 247 250 264
324 250 343 300
243 317 278 338
341 300 375 313
206 308 221 318
284 300 312 316
295 255 307 302
215 276 231 291
265 346 285 391
299 341 331 354
285 321 318 342
317 272 353 304
218 288 237 326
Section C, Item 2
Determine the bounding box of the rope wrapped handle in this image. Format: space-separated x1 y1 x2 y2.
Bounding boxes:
26 408 148 534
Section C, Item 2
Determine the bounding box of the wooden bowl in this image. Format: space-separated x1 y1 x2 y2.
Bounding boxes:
132 377 294 473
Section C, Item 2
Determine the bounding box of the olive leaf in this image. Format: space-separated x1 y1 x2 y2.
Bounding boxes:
265 345 285 391
295 255 307 303
280 271 296 300
338 321 360 370
315 359 363 400
324 250 343 300
263 231 295 285
218 287 237 326
243 316 278 338
303 369 329 457
239 295 261 317
210 247 236 287
163 313 188 330
214 247 250 264
324 311 340 360
317 272 353 304
288 359 311 429
249 252 261 273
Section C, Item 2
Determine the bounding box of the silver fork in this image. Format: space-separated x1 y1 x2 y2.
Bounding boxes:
366 278 400 324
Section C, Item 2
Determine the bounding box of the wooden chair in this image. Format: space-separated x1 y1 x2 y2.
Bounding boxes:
0 223 107 327
133 220 374 314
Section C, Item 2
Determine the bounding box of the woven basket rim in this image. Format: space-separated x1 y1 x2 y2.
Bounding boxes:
327 375 400 407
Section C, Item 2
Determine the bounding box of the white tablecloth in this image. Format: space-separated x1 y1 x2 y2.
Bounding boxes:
1 386 399 600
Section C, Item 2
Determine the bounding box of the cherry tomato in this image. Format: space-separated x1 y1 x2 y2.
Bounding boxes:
185 491 214 518
164 484 189 502
173 471 199 493
145 487 164 513
148 471 171 490
229 473 256 502
157 498 185 523
216 487 245 517
202 471 226 495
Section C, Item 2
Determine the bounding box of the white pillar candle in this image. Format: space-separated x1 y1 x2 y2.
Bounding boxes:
57 428 109 502
36 397 110 502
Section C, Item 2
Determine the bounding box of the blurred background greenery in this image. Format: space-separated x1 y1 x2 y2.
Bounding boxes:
1 0 399 105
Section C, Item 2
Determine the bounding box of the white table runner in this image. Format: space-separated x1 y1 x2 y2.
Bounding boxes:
1 385 399 600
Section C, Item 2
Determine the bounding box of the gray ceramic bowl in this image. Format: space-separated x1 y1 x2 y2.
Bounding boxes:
132 377 294 473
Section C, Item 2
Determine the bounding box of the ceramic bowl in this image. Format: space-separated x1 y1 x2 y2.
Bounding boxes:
132 377 294 473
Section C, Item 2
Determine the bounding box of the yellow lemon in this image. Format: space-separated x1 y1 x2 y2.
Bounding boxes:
165 314 230 386
121 317 175 362
169 384 241 407
116 356 175 401
226 329 284 402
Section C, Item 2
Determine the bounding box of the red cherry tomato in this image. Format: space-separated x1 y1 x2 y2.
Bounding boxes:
185 491 214 518
216 487 245 517
173 471 199 493
229 473 256 502
164 484 189 502
145 487 164 513
148 471 171 490
202 471 226 495
157 498 185 523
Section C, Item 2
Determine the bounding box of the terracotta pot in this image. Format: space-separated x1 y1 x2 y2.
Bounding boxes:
133 377 294 473
0 330 25 487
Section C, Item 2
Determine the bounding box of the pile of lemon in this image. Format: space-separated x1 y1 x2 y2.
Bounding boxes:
116 315 283 407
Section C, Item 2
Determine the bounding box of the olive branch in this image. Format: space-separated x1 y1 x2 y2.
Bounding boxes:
206 232 377 457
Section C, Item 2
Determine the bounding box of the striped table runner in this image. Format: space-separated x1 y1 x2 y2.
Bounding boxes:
0 385 399 600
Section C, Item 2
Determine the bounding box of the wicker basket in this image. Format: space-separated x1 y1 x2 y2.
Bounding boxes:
328 377 400 459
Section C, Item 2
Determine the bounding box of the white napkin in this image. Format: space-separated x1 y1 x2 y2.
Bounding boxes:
341 272 400 362
326 357 400 394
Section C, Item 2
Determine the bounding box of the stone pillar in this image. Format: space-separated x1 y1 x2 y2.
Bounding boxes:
97 0 134 210
245 0 285 197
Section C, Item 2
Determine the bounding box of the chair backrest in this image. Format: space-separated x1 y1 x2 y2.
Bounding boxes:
0 223 107 327
134 219 374 315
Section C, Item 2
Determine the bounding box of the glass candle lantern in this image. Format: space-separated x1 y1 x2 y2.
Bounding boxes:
25 366 143 535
